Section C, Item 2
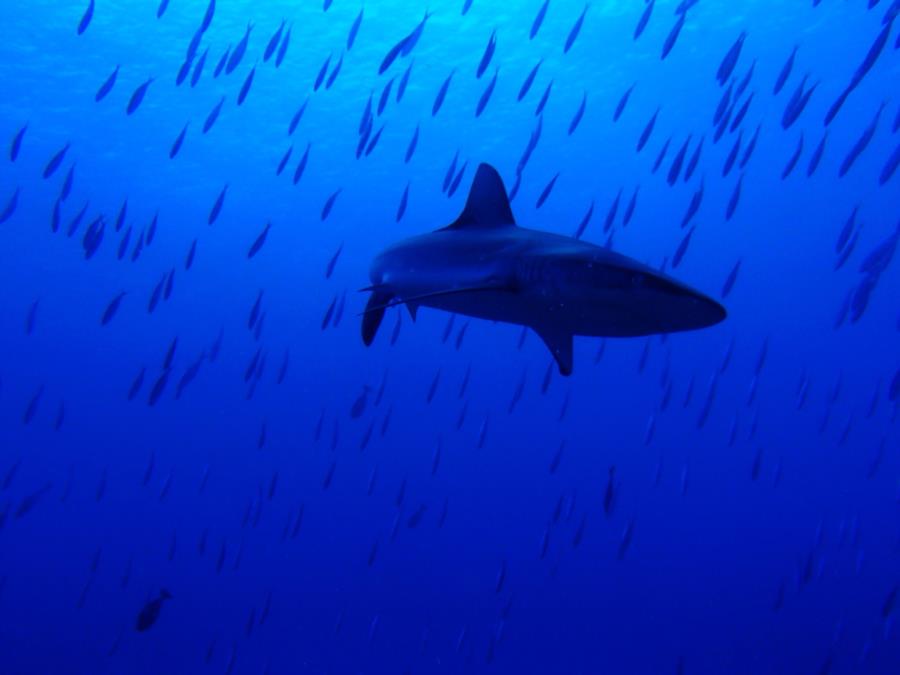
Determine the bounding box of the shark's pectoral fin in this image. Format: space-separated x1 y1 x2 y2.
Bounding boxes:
407 303 418 321
362 289 394 346
534 325 574 376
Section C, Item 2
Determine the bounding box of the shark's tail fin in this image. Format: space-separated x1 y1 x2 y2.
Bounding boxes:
362 288 393 346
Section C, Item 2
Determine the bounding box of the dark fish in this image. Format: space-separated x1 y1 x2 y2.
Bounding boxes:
9 124 26 162
531 0 550 39
208 185 227 225
735 60 755 99
397 60 413 102
431 68 456 117
636 108 659 152
101 292 126 326
157 0 169 18
169 123 188 159
321 188 341 221
247 223 270 259
203 97 225 134
730 92 753 131
725 173 743 221
614 84 635 122
563 5 588 53
347 9 364 50
0 188 18 225
476 30 497 79
293 139 309 177
405 125 419 164
275 26 291 68
475 70 498 117
190 49 209 87
881 140 900 185
713 82 733 127
287 99 309 137
668 135 691 185
716 32 746 85
739 124 760 168
325 54 343 89
604 189 621 231
263 20 286 62
535 172 559 209
95 66 119 102
275 145 294 177
824 20 892 126
518 60 542 101
634 0 654 40
213 46 230 78
603 467 616 515
680 180 703 228
136 589 172 631
573 200 594 239
652 137 671 173
838 102 885 177
661 13 685 60
672 226 695 268
22 386 44 426
684 136 703 180
534 80 552 116
773 45 797 95
126 78 154 115
225 23 253 75
377 78 394 115
781 134 804 179
396 183 410 222
722 131 742 177
237 66 255 106
184 239 197 270
568 92 586 135
379 12 430 74
807 131 828 177
43 143 70 179
15 482 52 519
623 187 638 225
721 260 741 298
77 0 94 35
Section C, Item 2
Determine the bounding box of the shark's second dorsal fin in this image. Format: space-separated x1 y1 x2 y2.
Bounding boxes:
447 163 516 230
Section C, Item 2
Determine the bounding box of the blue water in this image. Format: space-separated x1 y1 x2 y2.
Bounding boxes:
1 0 899 672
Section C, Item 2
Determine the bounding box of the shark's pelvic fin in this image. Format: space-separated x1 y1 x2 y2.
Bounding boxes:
534 325 574 376
445 163 516 230
362 288 393 346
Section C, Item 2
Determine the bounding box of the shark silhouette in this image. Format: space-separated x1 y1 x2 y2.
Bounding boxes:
362 163 726 375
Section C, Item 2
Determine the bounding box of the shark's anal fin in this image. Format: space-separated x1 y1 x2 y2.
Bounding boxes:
446 163 516 230
534 325 574 376
362 289 393 346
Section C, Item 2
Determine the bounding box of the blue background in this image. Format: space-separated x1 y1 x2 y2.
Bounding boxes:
0 0 898 673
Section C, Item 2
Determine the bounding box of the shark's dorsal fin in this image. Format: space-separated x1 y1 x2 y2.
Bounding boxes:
534 325 574 376
447 163 516 230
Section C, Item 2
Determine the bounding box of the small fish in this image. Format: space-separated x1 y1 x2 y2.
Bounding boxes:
347 9 364 50
563 5 588 53
101 292 126 326
43 143 70 180
10 124 27 162
661 13 686 60
126 78 154 115
773 45 797 95
208 185 227 225
476 30 497 79
716 32 747 85
432 71 454 116
136 589 173 631
568 93 587 135
237 67 255 106
225 23 253 75
77 0 94 35
95 66 119 102
246 225 270 261
634 0 654 40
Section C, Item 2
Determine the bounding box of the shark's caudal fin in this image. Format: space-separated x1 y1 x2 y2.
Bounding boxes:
362 288 393 346
445 163 516 230
534 325 574 376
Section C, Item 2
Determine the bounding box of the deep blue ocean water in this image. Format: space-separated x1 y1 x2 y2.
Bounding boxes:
0 0 899 673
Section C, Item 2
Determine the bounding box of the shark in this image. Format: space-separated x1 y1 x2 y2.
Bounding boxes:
361 163 726 375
